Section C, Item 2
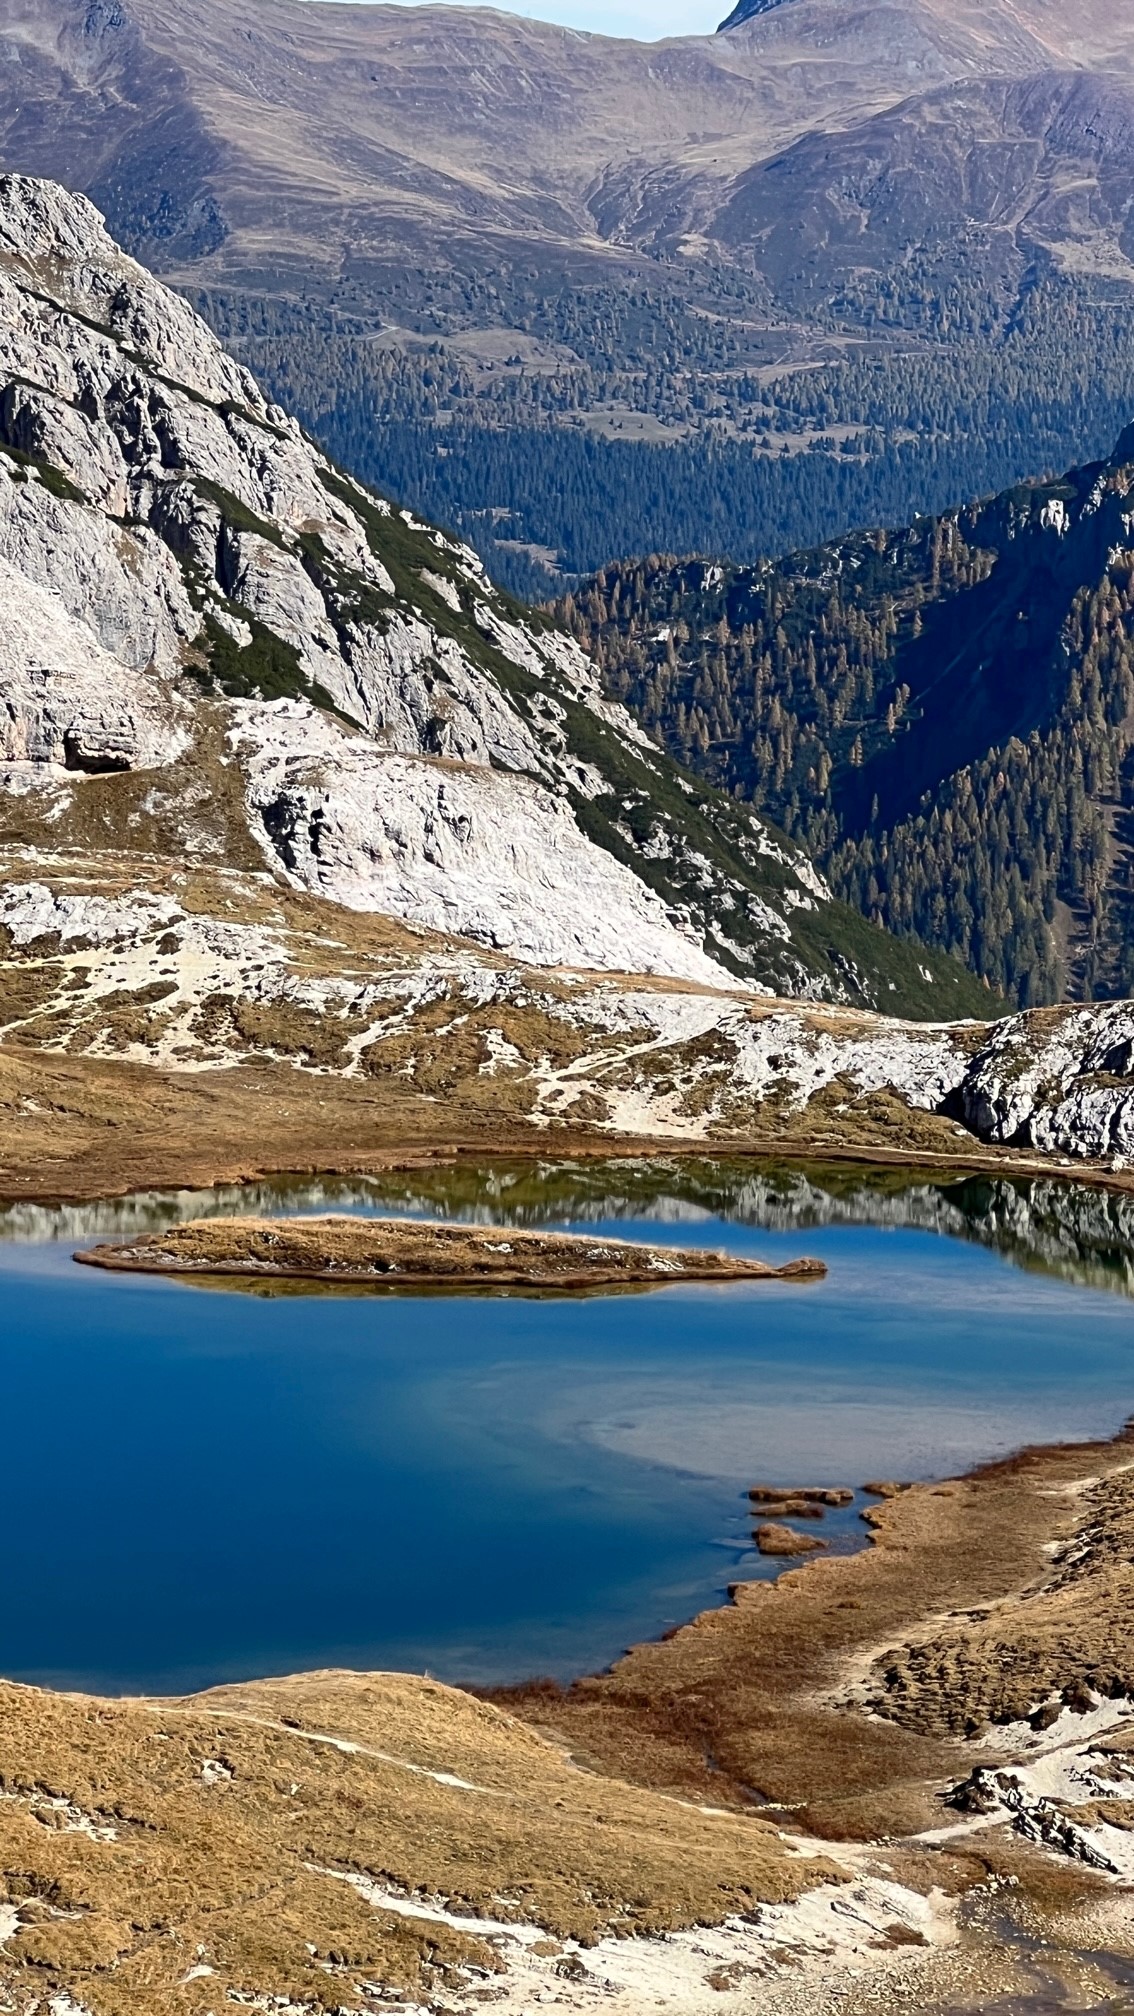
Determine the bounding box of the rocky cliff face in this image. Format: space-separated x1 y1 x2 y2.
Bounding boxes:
4 174 1134 1174
0 172 879 996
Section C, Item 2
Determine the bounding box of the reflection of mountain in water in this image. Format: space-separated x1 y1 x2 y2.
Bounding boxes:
303 1161 1134 1302
4 1161 1134 1301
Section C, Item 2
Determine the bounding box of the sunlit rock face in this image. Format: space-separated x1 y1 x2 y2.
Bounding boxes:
8 171 1134 1168
0 173 850 992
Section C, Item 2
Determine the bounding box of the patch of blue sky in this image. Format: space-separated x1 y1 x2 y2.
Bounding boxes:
322 0 725 46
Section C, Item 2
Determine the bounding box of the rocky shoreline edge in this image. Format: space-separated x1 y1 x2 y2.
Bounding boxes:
4 1418 1134 2013
10 1029 1134 1214
71 1212 826 1291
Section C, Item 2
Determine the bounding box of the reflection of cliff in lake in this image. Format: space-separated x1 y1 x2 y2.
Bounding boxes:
4 1159 1134 1301
303 1160 1134 1302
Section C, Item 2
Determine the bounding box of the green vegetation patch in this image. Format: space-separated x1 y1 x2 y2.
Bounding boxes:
194 477 288 550
193 611 341 718
296 528 394 637
2 443 87 503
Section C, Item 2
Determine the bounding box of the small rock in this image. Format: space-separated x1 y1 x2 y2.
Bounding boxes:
1062 1679 1098 1715
749 1486 853 1506
755 1522 827 1557
944 1767 1003 1815
880 1922 928 1948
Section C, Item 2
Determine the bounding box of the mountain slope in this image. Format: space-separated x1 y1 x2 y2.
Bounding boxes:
0 0 1084 281
4 0 1134 591
565 429 1134 1007
714 69 1134 307
0 171 991 1015
11 181 1134 1190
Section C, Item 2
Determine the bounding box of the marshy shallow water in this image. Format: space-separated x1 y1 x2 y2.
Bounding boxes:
5 1157 1134 1696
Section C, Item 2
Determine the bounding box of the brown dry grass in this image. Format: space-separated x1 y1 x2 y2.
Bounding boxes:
0 1038 676 1202
75 1211 819 1287
1 1029 1122 1208
5 1437 1134 2014
728 1076 980 1156
494 1427 1134 1846
0 1668 836 2016
0 712 263 872
0 961 65 1025
866 1462 1134 1735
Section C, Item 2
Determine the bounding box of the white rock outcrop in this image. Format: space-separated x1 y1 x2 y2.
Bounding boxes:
960 1003 1134 1162
232 701 731 983
0 173 833 990
0 554 186 772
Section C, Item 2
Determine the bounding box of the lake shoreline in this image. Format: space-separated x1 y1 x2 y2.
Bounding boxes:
6 1036 1134 1212
3 1420 1134 2013
482 1418 1134 2006
5 1159 1134 2010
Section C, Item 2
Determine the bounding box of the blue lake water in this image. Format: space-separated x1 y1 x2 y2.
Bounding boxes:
4 1158 1134 1696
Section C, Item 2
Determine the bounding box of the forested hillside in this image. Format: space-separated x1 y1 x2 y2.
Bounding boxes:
6 0 1134 601
202 273 1134 602
561 432 1134 1008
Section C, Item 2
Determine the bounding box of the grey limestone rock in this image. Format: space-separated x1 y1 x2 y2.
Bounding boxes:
0 173 812 987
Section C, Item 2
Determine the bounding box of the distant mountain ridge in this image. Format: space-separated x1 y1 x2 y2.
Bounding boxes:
3 0 1134 591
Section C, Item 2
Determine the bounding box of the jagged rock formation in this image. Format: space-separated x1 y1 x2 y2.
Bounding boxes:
0 171 987 1012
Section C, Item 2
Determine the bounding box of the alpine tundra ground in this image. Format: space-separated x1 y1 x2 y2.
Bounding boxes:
4 1431 1134 2013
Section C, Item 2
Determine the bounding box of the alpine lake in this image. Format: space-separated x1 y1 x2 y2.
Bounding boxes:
5 1157 1134 1696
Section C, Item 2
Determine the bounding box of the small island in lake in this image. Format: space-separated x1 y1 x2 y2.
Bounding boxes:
74 1215 827 1291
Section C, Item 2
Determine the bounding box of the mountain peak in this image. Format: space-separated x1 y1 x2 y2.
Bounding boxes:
717 0 797 32
0 171 106 263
